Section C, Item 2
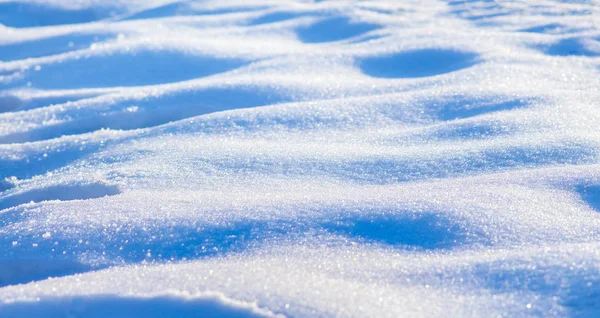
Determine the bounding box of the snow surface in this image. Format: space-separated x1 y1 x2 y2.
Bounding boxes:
1 0 600 317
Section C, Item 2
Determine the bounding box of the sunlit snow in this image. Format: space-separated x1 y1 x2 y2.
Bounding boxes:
1 0 600 317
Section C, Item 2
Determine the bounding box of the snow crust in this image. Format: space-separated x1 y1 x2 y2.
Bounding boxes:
1 0 600 317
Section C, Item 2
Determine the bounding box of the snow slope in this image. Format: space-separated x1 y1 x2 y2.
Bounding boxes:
1 0 600 317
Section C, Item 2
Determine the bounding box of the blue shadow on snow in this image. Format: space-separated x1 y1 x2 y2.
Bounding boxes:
296 16 381 43
0 210 473 286
322 213 465 250
0 2 117 28
358 49 480 78
249 11 306 25
433 97 530 121
2 51 249 90
0 295 269 318
0 95 23 113
123 2 190 21
0 182 120 211
576 184 600 212
123 2 268 21
4 93 102 113
518 23 569 34
473 259 600 318
0 86 289 144
541 37 600 57
0 259 93 288
428 121 516 140
0 140 110 180
0 33 114 62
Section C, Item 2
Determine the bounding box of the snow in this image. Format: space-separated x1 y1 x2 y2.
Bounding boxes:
1 0 600 317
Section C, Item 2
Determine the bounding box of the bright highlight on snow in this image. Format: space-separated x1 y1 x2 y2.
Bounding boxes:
1 0 600 317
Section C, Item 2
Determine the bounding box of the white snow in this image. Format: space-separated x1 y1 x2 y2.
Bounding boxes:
1 0 600 317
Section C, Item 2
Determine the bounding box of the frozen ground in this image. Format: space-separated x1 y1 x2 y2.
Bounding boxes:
0 0 600 317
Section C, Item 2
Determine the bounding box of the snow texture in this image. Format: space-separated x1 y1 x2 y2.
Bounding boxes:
1 0 600 317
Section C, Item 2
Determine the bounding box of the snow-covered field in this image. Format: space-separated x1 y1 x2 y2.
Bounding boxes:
1 0 599 316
